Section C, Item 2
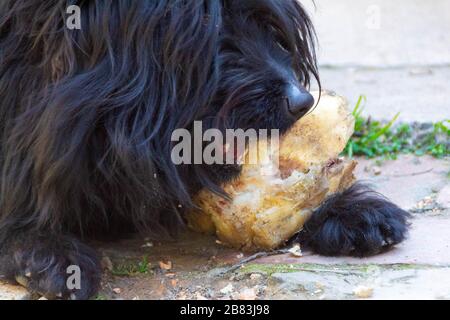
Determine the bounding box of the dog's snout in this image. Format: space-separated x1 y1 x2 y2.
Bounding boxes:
284 84 314 118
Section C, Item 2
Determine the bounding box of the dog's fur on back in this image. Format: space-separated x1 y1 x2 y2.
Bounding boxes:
0 0 409 299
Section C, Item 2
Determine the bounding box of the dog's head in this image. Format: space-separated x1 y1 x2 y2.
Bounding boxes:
181 0 320 196
212 0 319 133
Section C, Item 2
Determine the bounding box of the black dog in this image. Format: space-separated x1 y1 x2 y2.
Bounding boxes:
0 0 409 299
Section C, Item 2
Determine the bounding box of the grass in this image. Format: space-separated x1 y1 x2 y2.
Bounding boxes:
343 95 450 159
111 255 152 276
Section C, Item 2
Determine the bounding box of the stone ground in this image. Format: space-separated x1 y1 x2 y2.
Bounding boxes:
1 0 449 300
97 156 450 300
1 155 448 300
305 0 450 122
316 66 450 123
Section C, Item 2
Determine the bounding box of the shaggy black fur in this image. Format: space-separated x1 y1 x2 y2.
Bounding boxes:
298 183 411 257
0 0 409 299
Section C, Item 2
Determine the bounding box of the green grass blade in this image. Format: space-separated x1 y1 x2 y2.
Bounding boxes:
368 112 400 142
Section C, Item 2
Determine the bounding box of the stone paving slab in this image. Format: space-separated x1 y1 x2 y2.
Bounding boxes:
303 0 450 67
268 267 450 300
355 155 449 210
305 0 450 123
0 155 448 299
314 66 450 123
367 268 450 300
255 214 450 266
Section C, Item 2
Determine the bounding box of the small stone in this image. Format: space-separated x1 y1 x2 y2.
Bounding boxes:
236 253 244 259
419 122 433 130
353 285 373 298
288 244 303 257
250 273 263 281
237 287 258 300
178 292 187 300
159 260 172 270
372 166 382 175
38 296 48 300
196 293 208 300
409 68 433 76
413 195 438 212
220 283 234 295
112 288 122 294
315 282 325 290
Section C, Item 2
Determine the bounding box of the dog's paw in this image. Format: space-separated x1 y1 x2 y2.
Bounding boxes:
13 237 101 300
298 183 411 257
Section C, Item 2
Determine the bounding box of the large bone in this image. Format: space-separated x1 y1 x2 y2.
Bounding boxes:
187 91 356 251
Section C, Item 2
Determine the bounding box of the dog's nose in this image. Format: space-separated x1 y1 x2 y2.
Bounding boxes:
285 84 315 118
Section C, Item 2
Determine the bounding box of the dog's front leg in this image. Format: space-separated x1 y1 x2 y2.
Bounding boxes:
298 183 411 257
0 228 101 299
